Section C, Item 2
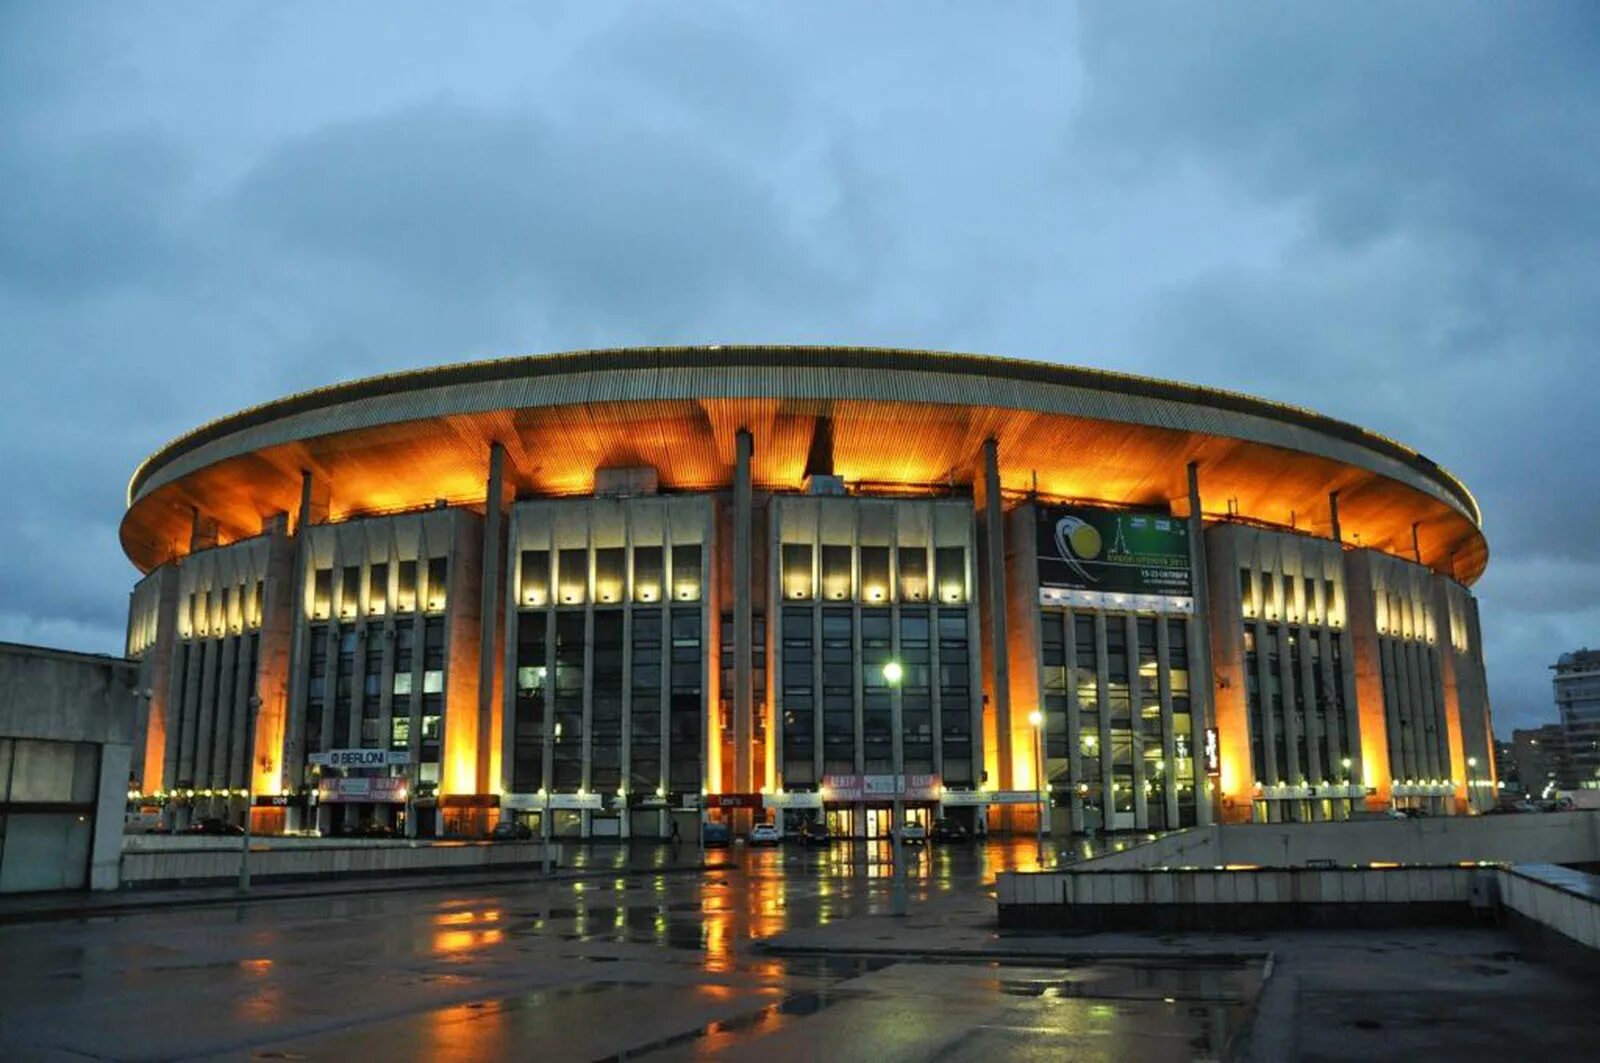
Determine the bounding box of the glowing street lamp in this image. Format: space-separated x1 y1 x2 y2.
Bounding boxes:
1028 710 1046 868
882 660 903 686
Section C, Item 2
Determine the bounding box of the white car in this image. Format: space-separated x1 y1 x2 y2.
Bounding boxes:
748 823 781 846
900 822 928 844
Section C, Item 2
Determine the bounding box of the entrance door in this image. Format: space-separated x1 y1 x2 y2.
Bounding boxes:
825 807 855 839
864 807 892 839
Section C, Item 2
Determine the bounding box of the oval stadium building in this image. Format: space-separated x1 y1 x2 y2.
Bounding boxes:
120 346 1496 838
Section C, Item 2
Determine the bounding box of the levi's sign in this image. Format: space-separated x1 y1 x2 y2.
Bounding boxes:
308 749 412 768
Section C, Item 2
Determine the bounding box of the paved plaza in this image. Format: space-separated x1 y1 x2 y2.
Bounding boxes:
0 840 1593 1061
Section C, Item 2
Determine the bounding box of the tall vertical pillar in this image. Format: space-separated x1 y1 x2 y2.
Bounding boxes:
1328 491 1342 546
733 429 754 799
477 443 507 798
1186 462 1217 826
281 470 328 831
980 439 1014 793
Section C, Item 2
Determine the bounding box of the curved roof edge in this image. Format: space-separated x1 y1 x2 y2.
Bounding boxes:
127 345 1482 526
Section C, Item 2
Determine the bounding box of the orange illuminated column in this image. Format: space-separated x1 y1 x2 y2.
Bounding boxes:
705 535 723 795
251 533 297 805
444 514 485 802
1203 527 1257 823
1004 505 1044 798
1345 552 1393 811
142 709 168 792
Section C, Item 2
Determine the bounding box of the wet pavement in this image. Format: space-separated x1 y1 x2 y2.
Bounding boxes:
0 838 1256 1061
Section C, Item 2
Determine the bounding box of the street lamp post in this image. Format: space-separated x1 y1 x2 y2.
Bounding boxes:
884 659 908 917
1028 710 1046 869
1467 756 1478 813
240 695 262 893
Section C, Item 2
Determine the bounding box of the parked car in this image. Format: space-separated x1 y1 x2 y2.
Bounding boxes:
702 820 731 848
187 817 244 836
748 823 781 846
352 820 398 838
931 817 970 843
900 821 928 845
796 820 833 847
491 819 533 841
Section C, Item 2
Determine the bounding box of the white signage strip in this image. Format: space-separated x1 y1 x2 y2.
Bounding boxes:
939 789 1041 806
763 792 824 810
500 792 604 810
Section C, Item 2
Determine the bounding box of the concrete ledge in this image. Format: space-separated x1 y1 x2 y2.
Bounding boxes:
121 840 559 888
997 866 1491 932
1497 864 1600 969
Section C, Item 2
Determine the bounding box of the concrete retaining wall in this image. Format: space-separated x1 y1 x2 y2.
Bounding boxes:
1073 813 1600 872
996 866 1490 931
124 834 437 852
120 840 558 887
1497 864 1600 958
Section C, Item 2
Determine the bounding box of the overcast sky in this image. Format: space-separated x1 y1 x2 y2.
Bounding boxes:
3 2 1596 734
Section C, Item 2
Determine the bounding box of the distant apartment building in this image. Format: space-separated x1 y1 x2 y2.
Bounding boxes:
1553 649 1600 789
1509 724 1572 798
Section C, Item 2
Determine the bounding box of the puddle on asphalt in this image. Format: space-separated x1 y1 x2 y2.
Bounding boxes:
595 955 1258 1061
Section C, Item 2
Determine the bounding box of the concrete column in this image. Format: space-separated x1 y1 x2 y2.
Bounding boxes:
477 443 507 796
980 438 1013 789
282 470 328 815
733 429 754 796
1186 463 1216 826
1328 491 1342 546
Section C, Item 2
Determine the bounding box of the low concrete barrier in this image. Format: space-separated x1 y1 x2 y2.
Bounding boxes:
996 865 1492 931
1497 864 1600 963
1068 812 1600 872
124 834 437 852
121 840 559 887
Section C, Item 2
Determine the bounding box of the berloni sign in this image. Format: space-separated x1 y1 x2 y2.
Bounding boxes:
1036 504 1192 597
308 749 412 768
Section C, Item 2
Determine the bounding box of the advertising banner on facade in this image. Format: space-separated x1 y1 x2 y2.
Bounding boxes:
821 774 941 802
317 777 408 803
1036 504 1192 597
1203 727 1221 777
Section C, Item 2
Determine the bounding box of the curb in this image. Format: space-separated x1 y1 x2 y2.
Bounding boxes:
753 940 1271 967
0 861 729 926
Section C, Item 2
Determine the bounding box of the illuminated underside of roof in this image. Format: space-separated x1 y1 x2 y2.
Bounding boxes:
121 346 1488 583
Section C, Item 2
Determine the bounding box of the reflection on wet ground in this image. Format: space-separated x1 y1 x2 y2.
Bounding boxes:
0 839 1255 1061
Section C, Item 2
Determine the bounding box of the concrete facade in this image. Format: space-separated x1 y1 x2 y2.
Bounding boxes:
117 347 1498 838
0 642 137 891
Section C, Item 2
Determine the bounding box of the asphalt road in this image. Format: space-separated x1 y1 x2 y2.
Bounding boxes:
0 839 1255 1061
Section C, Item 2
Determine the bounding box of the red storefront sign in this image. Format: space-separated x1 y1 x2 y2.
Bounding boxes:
707 793 764 810
821 774 941 802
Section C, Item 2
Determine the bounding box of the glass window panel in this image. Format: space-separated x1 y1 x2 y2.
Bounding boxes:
782 543 813 601
935 547 966 603
898 546 928 602
519 549 551 606
859 546 890 603
633 546 664 603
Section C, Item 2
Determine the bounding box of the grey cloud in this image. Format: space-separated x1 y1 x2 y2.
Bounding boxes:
0 129 191 297
230 98 834 333
1 4 1595 738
